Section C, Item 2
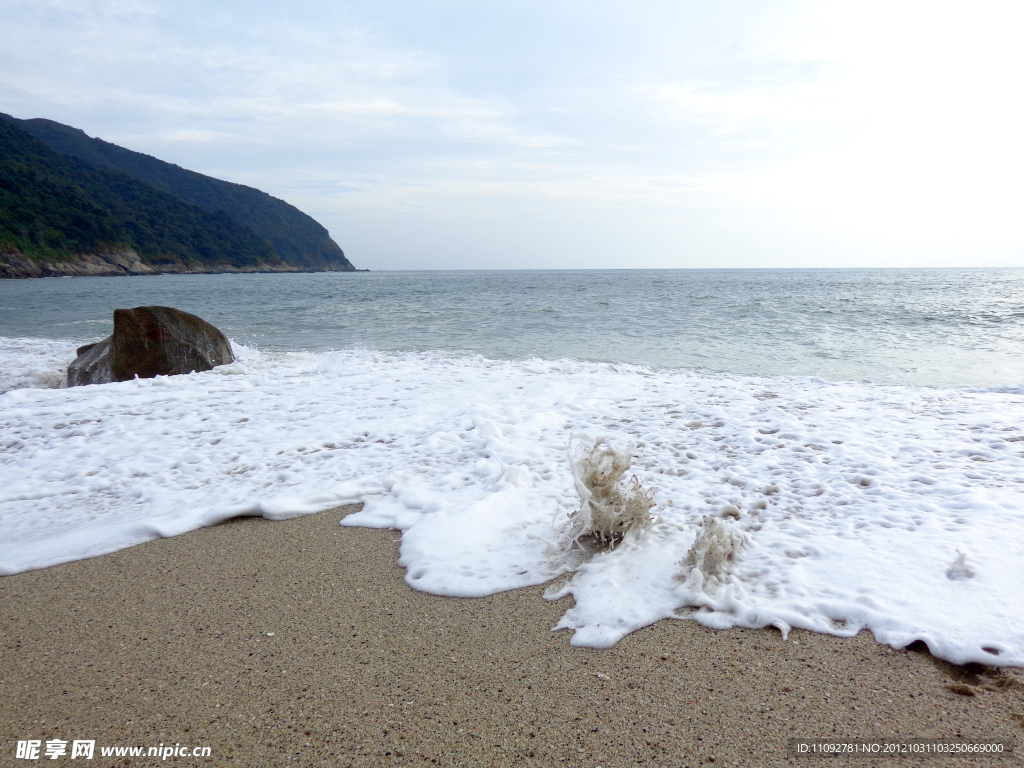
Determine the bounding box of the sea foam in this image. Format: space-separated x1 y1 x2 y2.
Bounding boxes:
0 337 79 393
1 338 1022 665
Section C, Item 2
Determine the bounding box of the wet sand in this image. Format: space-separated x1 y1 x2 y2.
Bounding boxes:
2 505 1021 766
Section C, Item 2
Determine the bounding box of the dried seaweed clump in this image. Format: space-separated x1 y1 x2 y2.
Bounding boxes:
684 514 746 585
562 435 655 549
946 549 974 580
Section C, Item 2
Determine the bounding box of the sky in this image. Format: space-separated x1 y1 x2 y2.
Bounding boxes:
2 0 1023 270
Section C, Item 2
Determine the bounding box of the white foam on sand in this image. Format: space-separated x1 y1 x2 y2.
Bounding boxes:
2 339 1023 666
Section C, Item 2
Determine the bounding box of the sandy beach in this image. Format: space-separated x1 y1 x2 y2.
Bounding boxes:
2 504 1021 767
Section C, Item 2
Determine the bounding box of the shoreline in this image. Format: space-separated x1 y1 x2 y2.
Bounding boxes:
2 505 1021 766
0 250 363 279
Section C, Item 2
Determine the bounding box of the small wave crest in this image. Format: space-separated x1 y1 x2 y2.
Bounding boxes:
0 337 81 394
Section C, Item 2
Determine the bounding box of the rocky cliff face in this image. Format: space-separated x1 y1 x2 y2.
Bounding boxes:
0 249 155 278
0 248 351 278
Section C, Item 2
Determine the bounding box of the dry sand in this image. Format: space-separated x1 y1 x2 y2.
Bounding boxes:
2 505 1022 767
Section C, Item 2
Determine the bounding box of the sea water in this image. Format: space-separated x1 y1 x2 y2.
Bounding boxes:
1 269 1023 665
4 269 1024 389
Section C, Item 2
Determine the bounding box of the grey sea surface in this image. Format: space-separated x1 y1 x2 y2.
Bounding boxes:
1 268 1023 389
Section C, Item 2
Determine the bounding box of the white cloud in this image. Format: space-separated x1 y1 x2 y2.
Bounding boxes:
1 0 1022 268
156 128 226 142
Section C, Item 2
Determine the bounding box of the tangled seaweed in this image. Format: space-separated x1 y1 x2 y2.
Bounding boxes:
559 434 655 549
682 514 746 587
946 549 974 580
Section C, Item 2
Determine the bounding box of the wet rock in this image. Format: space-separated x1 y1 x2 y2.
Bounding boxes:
0 249 155 279
67 306 234 387
66 338 113 387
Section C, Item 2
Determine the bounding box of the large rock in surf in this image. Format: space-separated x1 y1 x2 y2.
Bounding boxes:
67 306 234 387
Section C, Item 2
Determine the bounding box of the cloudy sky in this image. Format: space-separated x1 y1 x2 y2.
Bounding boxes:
2 0 1022 270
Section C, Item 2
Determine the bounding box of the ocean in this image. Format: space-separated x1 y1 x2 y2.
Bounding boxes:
4 268 1024 389
1 268 1023 665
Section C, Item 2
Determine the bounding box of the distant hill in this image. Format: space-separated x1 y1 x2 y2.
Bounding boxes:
0 117 282 272
3 114 353 271
0 112 356 272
